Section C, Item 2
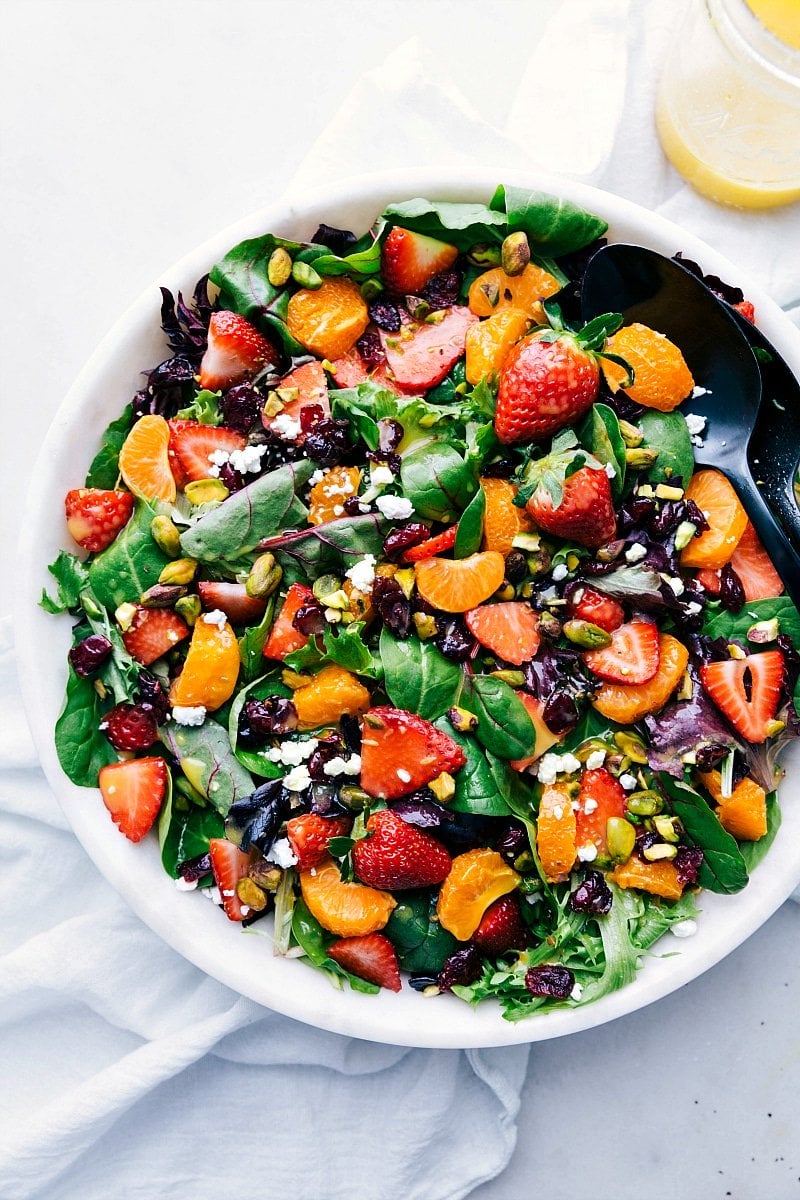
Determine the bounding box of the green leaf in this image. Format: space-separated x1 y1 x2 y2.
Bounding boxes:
578 883 641 1004
87 499 171 610
639 410 695 486
160 718 254 817
400 443 478 523
264 513 389 577
461 675 535 760
180 460 315 563
55 667 116 786
631 889 699 950
384 890 458 973
40 551 90 614
84 403 134 488
490 185 608 257
175 390 222 425
284 621 378 677
237 596 277 684
157 775 224 878
291 899 380 994
703 595 800 645
434 719 512 816
454 484 486 558
578 404 626 500
739 790 781 872
658 774 749 894
381 197 507 250
226 673 292 777
379 630 463 720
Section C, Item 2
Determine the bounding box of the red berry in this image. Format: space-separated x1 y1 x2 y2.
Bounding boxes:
65 488 134 553
208 838 252 921
381 227 458 295
197 581 267 625
285 813 353 872
169 421 247 484
121 606 191 667
575 768 627 859
327 933 402 992
352 809 452 890
98 756 168 842
495 332 599 444
464 602 541 666
582 620 661 685
527 466 617 550
471 894 528 955
700 649 784 744
379 307 477 392
101 702 159 751
199 311 279 391
568 586 625 633
262 583 316 660
359 707 467 801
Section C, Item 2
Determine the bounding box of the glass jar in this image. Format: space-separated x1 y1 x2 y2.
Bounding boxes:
656 0 800 208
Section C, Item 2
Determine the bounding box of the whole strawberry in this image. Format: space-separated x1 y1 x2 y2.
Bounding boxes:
353 809 452 890
528 465 617 549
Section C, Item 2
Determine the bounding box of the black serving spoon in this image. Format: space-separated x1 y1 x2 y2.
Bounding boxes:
581 243 800 609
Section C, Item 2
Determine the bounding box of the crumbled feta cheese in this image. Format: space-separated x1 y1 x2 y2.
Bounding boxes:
279 738 318 766
174 876 198 891
585 749 606 770
283 764 312 792
671 919 698 939
666 576 685 597
625 542 647 564
577 844 598 862
552 563 569 582
583 797 599 814
172 705 207 727
396 768 412 783
536 754 560 785
559 752 581 775
370 464 395 487
619 773 638 791
266 837 299 869
684 413 707 436
691 434 705 448
570 981 584 1000
202 609 228 630
323 754 362 778
204 886 223 906
375 494 414 520
686 601 702 615
228 443 268 475
308 468 326 487
604 462 616 479
345 554 377 592
332 504 344 516
208 448 231 467
691 386 710 399
271 413 303 441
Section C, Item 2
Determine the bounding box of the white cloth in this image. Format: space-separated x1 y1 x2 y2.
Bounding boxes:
3 2 800 1197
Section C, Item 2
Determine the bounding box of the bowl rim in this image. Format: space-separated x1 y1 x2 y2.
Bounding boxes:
14 165 800 1048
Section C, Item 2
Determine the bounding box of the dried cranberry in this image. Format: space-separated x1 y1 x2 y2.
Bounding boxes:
303 418 351 466
383 522 430 561
366 449 400 474
495 821 530 870
569 869 613 915
372 575 412 638
368 300 401 332
218 461 247 493
69 634 113 677
480 457 517 479
719 563 745 613
378 418 404 454
299 404 325 434
341 713 362 754
435 618 476 662
307 735 346 781
422 269 461 308
695 743 727 772
543 691 580 736
439 945 483 991
177 852 212 883
102 703 159 751
292 601 326 637
524 963 575 1000
219 382 262 433
356 327 385 369
242 696 298 740
683 498 710 533
504 551 527 583
343 496 365 516
675 845 704 886
635 831 660 857
135 670 170 725
618 497 657 533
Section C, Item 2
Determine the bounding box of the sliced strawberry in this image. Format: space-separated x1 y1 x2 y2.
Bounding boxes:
381 227 459 296
328 347 403 395
575 767 627 858
285 813 353 872
700 649 784 744
465 602 541 666
208 838 252 921
262 583 315 661
697 522 783 603
197 581 267 626
98 756 168 843
401 524 457 563
527 466 617 550
327 932 402 992
263 361 330 439
122 606 191 666
199 310 279 391
359 707 467 800
582 620 660 685
496 330 599 444
170 421 247 484
733 299 756 323
65 488 135 553
568 585 625 633
510 693 561 772
380 307 478 391
471 894 528 955
352 809 452 890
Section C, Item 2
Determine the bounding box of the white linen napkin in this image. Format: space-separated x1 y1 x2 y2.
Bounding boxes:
4 3 800 1197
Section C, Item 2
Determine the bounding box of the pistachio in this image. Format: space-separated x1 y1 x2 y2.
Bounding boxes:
407 296 431 321
563 619 613 649
467 244 502 268
677 670 693 702
150 514 182 558
636 484 655 499
93 679 109 701
320 589 350 611
282 669 313 690
312 574 343 603
625 790 664 817
604 752 629 777
363 712 386 729
429 772 456 803
175 594 202 626
625 447 660 470
489 669 526 686
596 539 625 562
673 520 697 552
764 718 787 738
262 393 285 419
267 246 293 288
520 581 535 600
478 281 500 308
412 612 438 640
527 549 552 576
276 386 300 404
494 583 516 602
140 583 188 609
360 278 384 303
184 478 229 506
653 814 682 843
618 419 644 448
606 816 636 863
393 567 416 599
448 706 478 734
246 553 283 599
158 558 198 586
642 842 678 862
574 737 611 764
292 261 323 290
236 877 269 912
655 482 685 501
536 610 562 640
727 643 747 660
114 602 138 631
747 617 780 644
511 532 541 552
613 730 648 764
501 231 531 277
338 784 373 811
248 859 283 891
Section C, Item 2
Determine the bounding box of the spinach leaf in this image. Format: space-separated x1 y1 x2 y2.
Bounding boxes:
157 775 224 878
261 513 390 577
84 403 134 489
739 790 781 873
237 596 276 684
40 551 90 614
658 773 749 894
490 185 608 256
561 705 620 753
385 891 457 973
426 361 467 403
461 675 535 760
88 500 171 610
703 595 800 646
55 667 116 786
578 404 626 500
400 443 478 522
454 484 486 558
209 235 305 356
291 899 380 994
381 198 507 250
639 410 694 485
180 460 315 563
160 718 254 817
380 630 463 720
434 719 512 816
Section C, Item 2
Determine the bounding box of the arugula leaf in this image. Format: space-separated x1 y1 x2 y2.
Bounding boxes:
88 499 171 610
400 443 478 523
578 884 641 1004
40 551 90 614
291 899 380 994
157 775 224 878
490 185 608 256
658 774 749 894
639 410 694 485
631 889 699 950
461 675 535 760
160 718 254 817
381 197 507 250
84 403 134 489
453 484 486 558
55 666 116 786
379 630 463 720
175 389 222 425
433 719 512 816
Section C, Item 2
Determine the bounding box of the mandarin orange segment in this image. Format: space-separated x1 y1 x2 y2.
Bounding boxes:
536 783 578 882
609 857 684 902
118 414 176 503
468 263 560 320
436 848 520 941
680 469 748 569
291 664 371 730
480 477 534 557
286 277 369 361
465 308 530 385
168 615 240 711
307 465 362 526
602 322 695 411
699 771 768 841
591 632 689 724
414 550 505 614
299 859 396 937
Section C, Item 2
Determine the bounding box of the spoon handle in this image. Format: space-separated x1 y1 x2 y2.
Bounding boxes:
726 463 800 612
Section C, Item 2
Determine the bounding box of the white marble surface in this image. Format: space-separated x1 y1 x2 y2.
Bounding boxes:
3 2 800 1197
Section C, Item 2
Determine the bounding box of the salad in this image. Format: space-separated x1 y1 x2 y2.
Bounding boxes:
42 186 800 1021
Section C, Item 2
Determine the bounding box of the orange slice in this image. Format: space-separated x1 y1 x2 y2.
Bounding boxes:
414 551 505 613
468 263 560 320
436 848 519 940
609 857 684 901
536 782 578 882
480 477 534 557
681 469 748 569
286 278 369 360
299 859 396 937
307 465 362 526
602 322 694 411
465 308 530 385
592 633 689 724
291 664 371 730
118 414 176 503
168 615 240 711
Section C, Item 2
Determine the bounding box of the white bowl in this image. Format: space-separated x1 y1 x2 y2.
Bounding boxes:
15 168 800 1048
